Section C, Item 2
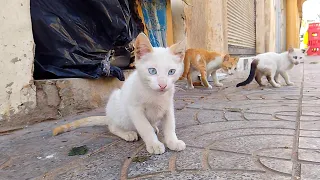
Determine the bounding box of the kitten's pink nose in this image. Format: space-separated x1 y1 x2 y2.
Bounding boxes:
158 84 167 90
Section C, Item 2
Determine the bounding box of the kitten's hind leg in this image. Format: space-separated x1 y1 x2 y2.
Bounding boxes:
280 72 294 86
200 70 212 89
108 124 138 142
186 73 194 89
255 71 265 86
267 71 281 88
274 72 281 84
192 81 202 86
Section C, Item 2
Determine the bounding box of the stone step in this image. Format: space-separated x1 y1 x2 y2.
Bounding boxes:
0 70 133 131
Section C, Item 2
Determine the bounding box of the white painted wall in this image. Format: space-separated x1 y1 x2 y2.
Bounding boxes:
0 0 36 121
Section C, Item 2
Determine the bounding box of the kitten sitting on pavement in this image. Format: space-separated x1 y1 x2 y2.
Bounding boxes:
53 33 187 155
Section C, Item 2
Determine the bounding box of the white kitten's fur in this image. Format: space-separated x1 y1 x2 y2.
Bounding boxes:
106 33 186 154
236 47 308 88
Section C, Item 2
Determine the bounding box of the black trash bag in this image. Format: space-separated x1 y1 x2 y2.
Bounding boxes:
31 0 143 81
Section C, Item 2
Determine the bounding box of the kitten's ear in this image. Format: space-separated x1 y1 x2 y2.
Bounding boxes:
169 38 186 61
302 46 310 54
134 33 153 60
288 46 294 53
223 54 230 62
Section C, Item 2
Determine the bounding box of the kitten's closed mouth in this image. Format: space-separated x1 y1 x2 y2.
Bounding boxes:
158 88 168 92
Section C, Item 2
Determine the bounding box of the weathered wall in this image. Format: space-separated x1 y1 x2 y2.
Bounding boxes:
0 1 131 131
184 0 228 53
182 0 284 55
265 0 276 52
280 0 287 52
0 0 36 124
255 0 266 54
171 0 186 43
256 0 286 53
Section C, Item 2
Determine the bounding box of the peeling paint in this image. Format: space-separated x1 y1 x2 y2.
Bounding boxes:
5 82 14 88
6 90 12 95
11 57 21 64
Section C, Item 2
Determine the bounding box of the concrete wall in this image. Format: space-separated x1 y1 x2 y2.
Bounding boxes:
181 0 228 53
171 0 186 43
280 0 287 52
256 0 286 53
0 1 36 125
0 1 131 131
176 0 285 54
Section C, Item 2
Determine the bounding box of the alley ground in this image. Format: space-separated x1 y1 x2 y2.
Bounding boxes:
1 56 320 180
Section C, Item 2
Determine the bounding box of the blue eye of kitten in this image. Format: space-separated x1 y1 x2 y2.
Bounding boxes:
293 56 297 59
168 69 176 75
148 68 157 75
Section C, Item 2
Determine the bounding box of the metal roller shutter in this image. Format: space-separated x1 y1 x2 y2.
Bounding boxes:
227 0 256 55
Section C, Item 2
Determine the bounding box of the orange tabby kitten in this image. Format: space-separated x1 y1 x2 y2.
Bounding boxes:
179 48 239 89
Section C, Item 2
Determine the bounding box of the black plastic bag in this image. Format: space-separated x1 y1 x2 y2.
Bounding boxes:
31 0 143 80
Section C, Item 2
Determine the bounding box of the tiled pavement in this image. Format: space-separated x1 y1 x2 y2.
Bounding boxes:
1 56 320 180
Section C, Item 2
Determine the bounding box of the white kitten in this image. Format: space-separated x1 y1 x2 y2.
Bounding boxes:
236 47 308 88
52 33 187 155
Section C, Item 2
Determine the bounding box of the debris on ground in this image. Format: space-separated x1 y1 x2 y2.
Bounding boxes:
310 61 319 64
68 145 88 156
131 156 150 163
225 108 242 112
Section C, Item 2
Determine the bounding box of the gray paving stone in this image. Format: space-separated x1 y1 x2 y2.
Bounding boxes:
145 171 220 180
213 171 290 180
176 147 203 170
255 148 292 159
300 121 320 130
197 110 226 123
299 137 320 149
301 164 320 180
298 149 320 163
258 157 292 175
224 111 243 121
300 130 320 138
208 150 264 171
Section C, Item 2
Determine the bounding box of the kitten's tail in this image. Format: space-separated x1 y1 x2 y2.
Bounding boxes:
236 59 259 87
52 116 107 136
179 52 191 80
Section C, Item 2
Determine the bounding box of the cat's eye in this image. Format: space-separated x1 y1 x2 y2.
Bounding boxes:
293 56 297 59
168 69 176 75
148 68 157 75
299 57 303 59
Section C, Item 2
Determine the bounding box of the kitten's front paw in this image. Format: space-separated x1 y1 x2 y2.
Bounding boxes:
214 82 223 87
146 141 165 154
166 140 186 151
187 85 194 89
273 83 281 88
124 131 139 141
287 82 294 86
207 84 213 89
